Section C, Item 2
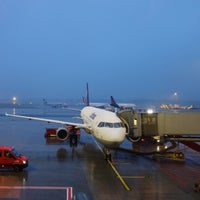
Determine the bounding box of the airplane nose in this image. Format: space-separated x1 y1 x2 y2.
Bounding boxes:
95 126 126 148
105 128 126 144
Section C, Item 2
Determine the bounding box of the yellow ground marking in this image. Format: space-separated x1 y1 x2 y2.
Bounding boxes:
94 140 131 191
107 159 131 191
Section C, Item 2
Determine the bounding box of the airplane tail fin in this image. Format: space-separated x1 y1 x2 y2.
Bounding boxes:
82 83 90 106
110 96 120 108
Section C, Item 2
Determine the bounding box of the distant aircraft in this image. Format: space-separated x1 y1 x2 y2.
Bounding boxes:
160 103 199 110
110 96 136 110
43 98 68 108
6 84 127 160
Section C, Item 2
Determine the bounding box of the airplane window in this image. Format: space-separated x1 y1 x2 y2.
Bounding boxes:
98 122 124 128
109 123 114 128
115 123 124 128
105 123 111 127
114 123 120 128
114 123 118 128
97 122 104 127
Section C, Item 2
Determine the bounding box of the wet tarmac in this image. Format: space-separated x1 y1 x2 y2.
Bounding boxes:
0 106 199 199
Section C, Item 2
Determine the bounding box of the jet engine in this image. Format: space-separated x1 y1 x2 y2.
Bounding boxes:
56 128 69 141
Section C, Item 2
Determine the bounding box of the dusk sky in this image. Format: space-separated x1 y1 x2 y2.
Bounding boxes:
0 1 200 103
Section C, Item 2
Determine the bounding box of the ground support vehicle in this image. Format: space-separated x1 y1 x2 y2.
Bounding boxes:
152 152 185 162
0 146 28 172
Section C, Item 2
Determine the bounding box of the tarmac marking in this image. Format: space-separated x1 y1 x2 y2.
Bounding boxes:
0 186 73 200
156 163 190 190
107 159 131 191
94 140 131 191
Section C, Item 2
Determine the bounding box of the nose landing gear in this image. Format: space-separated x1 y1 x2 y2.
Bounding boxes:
103 147 112 161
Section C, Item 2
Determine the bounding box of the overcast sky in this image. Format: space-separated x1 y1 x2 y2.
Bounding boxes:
0 0 200 103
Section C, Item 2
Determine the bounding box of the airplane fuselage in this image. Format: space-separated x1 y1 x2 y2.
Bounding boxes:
81 106 127 148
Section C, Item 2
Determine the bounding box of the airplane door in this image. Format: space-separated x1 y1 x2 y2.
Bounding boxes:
117 110 142 138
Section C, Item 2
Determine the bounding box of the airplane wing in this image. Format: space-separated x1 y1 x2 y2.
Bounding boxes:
5 113 89 129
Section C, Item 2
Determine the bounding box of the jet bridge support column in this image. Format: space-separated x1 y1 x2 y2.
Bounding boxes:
117 110 142 142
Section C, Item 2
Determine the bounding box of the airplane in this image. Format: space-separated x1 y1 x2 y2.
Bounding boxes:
43 98 68 108
5 85 127 161
110 96 136 110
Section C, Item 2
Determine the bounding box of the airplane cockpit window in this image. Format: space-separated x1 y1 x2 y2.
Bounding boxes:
114 123 122 128
105 123 113 128
98 122 104 127
98 122 124 128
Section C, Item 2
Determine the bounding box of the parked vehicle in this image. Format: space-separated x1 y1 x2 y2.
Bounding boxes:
0 146 28 172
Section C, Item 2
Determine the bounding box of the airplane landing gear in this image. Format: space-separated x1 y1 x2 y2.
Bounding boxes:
103 147 112 162
69 134 78 147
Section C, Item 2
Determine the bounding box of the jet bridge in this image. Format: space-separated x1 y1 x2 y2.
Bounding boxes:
117 110 142 142
117 110 200 142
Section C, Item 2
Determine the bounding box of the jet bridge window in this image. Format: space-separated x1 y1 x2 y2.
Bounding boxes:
98 122 124 128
